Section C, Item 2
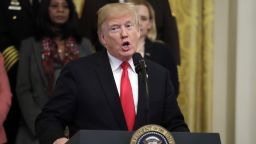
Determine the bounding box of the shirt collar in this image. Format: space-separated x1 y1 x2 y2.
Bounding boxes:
107 52 136 72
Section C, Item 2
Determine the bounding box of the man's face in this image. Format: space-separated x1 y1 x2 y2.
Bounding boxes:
99 14 140 61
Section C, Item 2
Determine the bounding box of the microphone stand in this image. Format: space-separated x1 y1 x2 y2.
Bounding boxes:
136 58 150 124
141 60 149 121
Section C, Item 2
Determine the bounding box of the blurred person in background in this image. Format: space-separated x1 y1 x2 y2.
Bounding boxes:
130 0 179 97
15 0 93 143
0 53 12 144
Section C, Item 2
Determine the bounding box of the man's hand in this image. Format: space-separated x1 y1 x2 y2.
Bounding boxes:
53 137 69 144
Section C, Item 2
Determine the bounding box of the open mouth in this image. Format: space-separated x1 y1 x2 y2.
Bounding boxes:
122 41 130 50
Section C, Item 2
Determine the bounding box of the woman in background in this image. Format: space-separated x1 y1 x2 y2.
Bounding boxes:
130 0 180 97
0 53 12 144
16 0 93 143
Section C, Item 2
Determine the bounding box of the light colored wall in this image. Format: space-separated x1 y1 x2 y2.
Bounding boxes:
235 0 256 143
213 0 256 144
213 0 235 143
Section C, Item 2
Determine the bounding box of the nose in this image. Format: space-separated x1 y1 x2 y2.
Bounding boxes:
121 26 128 38
57 5 65 12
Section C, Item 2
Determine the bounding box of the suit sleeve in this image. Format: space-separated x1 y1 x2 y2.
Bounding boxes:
163 70 189 132
36 64 77 144
164 46 179 97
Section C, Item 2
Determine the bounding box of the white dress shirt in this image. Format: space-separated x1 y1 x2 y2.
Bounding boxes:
107 52 138 113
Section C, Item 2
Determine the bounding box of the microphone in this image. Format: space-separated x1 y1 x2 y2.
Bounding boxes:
132 53 147 78
132 53 149 123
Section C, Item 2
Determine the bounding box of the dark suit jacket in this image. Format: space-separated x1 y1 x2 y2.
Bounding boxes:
144 38 179 97
78 0 180 64
35 50 189 144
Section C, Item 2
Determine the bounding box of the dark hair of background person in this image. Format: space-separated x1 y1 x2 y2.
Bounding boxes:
35 0 81 42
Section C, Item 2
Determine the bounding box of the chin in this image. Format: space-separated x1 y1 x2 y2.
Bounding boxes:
120 52 134 60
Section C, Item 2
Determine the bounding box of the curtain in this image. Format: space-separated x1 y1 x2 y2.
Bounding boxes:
169 0 214 132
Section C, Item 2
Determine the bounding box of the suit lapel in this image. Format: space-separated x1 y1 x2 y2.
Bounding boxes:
95 51 127 130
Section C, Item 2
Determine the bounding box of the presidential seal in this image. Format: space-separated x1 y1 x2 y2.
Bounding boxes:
130 124 175 144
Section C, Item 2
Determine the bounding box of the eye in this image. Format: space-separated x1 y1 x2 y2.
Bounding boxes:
125 23 134 30
110 25 121 33
49 3 58 8
62 3 69 9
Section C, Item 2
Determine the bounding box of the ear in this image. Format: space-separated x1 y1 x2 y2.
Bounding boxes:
98 31 106 46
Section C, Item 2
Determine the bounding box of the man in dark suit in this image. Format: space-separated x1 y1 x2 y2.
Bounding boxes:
36 3 189 144
78 0 181 64
0 0 39 143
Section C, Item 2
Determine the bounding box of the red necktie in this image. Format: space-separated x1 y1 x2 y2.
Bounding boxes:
120 61 135 131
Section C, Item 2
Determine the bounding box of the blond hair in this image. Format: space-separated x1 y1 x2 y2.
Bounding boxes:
128 0 157 40
97 3 139 33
